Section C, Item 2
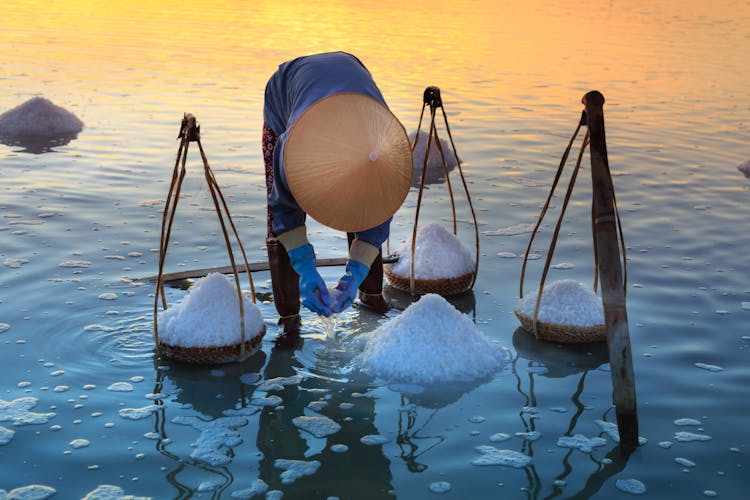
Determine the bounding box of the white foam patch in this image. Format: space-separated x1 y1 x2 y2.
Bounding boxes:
274 459 321 485
0 97 83 137
251 395 283 408
1 425 15 445
594 420 648 445
388 223 474 279
674 418 702 426
59 259 91 268
0 397 56 426
694 363 723 372
118 405 160 420
471 446 532 468
515 279 604 327
3 258 29 269
69 438 90 449
615 478 647 495
360 434 390 446
429 481 452 494
483 223 535 236
2 485 57 499
157 273 264 347
172 415 247 466
257 375 302 392
674 431 712 442
556 434 607 453
675 457 696 468
81 485 150 499
0 323 10 333
292 415 341 438
357 294 508 384
230 480 269 499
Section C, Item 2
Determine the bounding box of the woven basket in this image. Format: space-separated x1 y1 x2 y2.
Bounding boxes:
514 310 606 344
384 266 474 296
158 325 265 365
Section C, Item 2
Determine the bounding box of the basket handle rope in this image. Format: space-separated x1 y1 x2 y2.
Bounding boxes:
153 114 256 359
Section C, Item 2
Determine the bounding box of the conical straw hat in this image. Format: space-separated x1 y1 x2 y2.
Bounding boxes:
284 93 413 233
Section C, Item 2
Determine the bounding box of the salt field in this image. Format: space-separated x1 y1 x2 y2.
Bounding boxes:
1 0 749 498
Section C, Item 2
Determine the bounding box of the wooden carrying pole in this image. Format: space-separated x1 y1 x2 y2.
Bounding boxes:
583 91 639 453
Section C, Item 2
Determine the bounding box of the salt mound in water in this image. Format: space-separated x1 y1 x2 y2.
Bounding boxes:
388 222 474 279
157 273 263 347
0 97 83 137
409 130 458 184
357 294 508 383
515 279 604 327
738 160 750 178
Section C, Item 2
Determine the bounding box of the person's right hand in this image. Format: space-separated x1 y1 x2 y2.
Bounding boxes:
287 243 332 316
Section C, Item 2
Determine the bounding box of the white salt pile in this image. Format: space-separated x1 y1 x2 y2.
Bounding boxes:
738 160 750 178
388 222 474 279
0 96 83 137
356 294 508 384
515 279 604 326
157 273 263 347
409 130 458 183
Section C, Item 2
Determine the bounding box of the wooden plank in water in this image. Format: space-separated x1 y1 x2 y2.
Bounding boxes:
142 257 348 283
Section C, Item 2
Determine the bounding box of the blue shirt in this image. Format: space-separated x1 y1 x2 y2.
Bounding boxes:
264 52 391 247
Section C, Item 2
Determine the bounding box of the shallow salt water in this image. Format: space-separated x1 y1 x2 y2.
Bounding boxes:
1 1 750 499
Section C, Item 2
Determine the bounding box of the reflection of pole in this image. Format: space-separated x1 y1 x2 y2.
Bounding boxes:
583 91 639 453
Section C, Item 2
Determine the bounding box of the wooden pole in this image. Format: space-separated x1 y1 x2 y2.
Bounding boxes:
583 90 639 453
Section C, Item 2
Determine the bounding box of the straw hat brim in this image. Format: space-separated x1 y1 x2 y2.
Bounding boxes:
284 93 413 233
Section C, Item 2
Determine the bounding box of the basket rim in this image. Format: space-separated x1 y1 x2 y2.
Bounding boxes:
514 309 606 344
157 324 265 350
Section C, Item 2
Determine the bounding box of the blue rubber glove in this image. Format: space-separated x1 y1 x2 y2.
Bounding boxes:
331 259 370 313
287 243 332 317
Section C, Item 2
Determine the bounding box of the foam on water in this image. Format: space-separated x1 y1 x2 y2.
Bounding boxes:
515 279 604 327
615 478 647 495
118 405 159 421
292 415 341 438
157 273 264 347
674 418 702 426
229 480 269 499
471 446 532 468
674 431 712 442
0 425 15 445
171 415 247 466
257 375 302 392
556 434 608 453
428 481 452 494
0 397 55 426
357 294 508 384
360 434 390 446
0 485 56 499
388 223 474 279
274 459 321 485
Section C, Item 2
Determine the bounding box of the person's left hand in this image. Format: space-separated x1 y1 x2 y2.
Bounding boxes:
331 259 370 313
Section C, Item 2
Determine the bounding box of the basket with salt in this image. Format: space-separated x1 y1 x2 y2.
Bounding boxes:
157 273 265 364
514 279 606 344
153 114 264 364
385 222 475 296
388 86 479 296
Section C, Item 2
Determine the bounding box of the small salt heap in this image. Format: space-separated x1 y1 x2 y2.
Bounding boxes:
388 222 473 280
157 273 264 348
0 96 83 138
409 130 459 184
515 279 604 327
738 160 750 178
356 294 508 384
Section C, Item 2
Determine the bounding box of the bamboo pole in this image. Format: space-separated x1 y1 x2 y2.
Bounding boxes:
583 90 639 453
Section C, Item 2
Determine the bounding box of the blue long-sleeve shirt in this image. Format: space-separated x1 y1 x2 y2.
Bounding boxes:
263 52 391 248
